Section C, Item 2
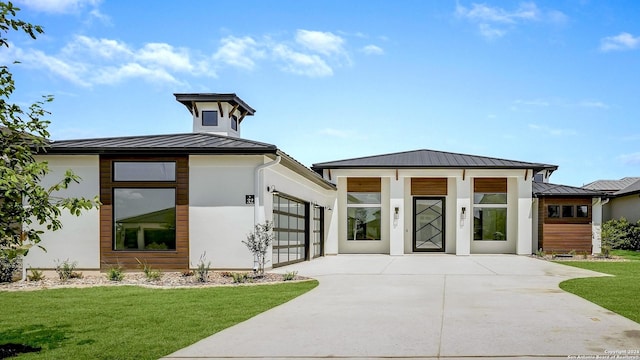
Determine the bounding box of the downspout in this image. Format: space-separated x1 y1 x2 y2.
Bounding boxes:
254 155 281 226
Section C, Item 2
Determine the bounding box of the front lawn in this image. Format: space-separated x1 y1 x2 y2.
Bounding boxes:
0 281 318 359
557 256 640 324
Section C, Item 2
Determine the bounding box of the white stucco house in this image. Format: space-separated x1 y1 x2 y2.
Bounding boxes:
25 93 605 271
584 177 640 223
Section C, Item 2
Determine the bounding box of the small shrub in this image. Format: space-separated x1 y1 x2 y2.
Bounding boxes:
581 251 589 259
181 270 194 277
106 265 125 281
282 271 298 281
0 256 20 283
602 217 640 251
70 271 83 279
231 272 249 284
194 252 211 283
27 269 45 281
568 249 576 256
535 248 545 257
55 259 77 281
242 221 274 276
136 258 162 281
220 271 233 278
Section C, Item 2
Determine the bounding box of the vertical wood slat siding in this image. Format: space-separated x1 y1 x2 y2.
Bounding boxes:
474 178 507 193
99 156 189 270
542 197 592 225
347 178 381 192
411 178 448 196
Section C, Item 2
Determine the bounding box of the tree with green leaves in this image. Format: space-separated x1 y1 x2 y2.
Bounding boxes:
1 2 99 280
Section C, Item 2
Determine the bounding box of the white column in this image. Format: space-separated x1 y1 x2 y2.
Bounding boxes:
389 175 404 255
456 176 471 255
592 198 603 254
516 175 533 255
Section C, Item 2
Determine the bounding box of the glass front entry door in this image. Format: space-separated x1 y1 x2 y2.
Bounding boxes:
413 197 445 252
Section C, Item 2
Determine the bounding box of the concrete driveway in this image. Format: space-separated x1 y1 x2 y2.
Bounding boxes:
163 255 640 359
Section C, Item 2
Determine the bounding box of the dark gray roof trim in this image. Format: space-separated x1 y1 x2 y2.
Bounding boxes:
174 93 255 116
45 132 277 155
533 182 605 197
313 149 557 173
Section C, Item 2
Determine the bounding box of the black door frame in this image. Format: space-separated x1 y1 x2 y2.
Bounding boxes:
412 197 446 252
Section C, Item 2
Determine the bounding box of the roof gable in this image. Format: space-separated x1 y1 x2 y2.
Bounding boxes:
312 149 557 172
584 177 640 194
533 182 604 197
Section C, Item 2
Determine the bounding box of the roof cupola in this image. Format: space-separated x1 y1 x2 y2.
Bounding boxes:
174 93 255 138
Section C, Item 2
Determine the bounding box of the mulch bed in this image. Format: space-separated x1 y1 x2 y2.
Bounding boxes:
0 343 41 359
0 271 309 292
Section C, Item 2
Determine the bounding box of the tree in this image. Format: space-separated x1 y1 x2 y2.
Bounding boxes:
242 221 274 276
0 2 99 270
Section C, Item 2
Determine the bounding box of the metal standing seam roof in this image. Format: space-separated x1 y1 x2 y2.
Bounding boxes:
312 149 558 172
174 93 256 120
613 179 640 196
532 182 605 197
40 132 335 190
583 177 640 192
45 132 278 154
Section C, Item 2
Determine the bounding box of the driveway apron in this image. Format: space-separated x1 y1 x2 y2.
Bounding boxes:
163 255 640 359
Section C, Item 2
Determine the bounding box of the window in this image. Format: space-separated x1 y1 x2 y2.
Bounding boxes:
347 192 381 240
547 205 560 218
202 110 218 126
473 178 507 241
562 205 574 218
231 115 238 131
576 205 588 218
114 162 176 181
113 188 176 250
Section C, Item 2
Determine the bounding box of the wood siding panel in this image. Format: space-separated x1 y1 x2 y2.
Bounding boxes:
99 156 189 270
542 223 592 253
411 178 448 196
347 178 381 192
542 197 592 225
474 178 507 193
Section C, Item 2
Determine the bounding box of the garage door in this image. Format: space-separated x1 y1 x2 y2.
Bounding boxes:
272 194 309 267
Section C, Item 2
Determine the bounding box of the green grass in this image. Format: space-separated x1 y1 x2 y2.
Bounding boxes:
557 258 640 324
0 281 318 359
611 249 640 260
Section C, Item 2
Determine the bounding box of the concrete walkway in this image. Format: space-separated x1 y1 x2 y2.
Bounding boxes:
162 255 640 359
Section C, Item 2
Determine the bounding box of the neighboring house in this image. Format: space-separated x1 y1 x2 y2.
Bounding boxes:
532 182 605 254
584 177 640 223
25 92 605 271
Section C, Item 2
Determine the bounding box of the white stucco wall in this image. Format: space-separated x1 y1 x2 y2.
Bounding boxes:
25 155 100 269
189 155 336 269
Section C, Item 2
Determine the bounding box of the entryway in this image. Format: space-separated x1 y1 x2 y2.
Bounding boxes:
413 197 445 252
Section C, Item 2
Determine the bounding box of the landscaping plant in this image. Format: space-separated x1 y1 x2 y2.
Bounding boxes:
242 221 274 276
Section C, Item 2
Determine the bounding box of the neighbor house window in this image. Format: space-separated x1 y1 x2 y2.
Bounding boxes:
473 178 507 241
202 110 218 126
576 205 588 218
547 205 560 218
346 178 382 241
231 115 238 131
113 188 176 250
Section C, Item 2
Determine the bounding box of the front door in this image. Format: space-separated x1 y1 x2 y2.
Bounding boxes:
413 197 445 252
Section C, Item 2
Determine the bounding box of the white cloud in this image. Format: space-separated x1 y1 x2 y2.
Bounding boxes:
16 0 100 13
577 100 609 109
213 36 264 70
600 32 640 52
272 44 333 77
63 35 132 59
456 2 565 39
319 128 351 138
456 2 539 24
619 152 640 165
136 43 196 73
295 30 346 56
528 123 577 136
93 63 181 85
361 45 384 55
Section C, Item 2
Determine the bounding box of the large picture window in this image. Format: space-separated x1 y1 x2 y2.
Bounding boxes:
347 192 381 240
473 178 507 241
114 188 176 250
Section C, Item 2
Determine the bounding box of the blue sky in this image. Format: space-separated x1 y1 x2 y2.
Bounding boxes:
4 0 640 186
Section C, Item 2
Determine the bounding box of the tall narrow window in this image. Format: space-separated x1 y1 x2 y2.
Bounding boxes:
347 178 381 241
231 115 238 131
473 178 507 241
